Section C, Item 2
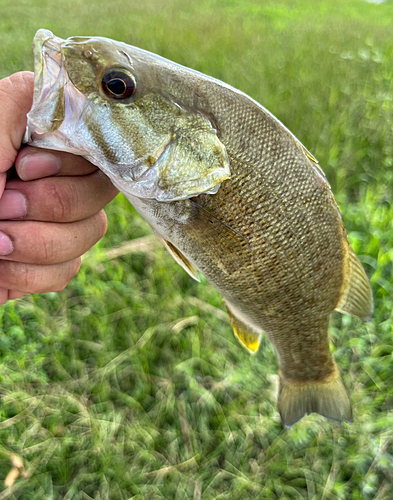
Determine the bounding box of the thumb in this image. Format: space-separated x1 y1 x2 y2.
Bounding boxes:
0 71 34 173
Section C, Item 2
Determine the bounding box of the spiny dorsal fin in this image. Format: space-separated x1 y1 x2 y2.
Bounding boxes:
335 243 373 321
155 234 200 282
295 140 329 184
278 365 352 427
226 305 260 354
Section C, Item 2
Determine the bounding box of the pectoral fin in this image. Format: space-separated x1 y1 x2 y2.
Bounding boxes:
226 306 261 353
335 243 373 321
155 233 200 282
155 114 230 201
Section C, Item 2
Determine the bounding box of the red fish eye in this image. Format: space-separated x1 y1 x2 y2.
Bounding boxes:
102 69 136 99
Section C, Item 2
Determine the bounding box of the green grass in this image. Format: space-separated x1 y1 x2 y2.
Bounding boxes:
1 0 393 498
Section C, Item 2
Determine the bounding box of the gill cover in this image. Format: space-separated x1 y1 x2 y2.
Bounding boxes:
24 29 231 202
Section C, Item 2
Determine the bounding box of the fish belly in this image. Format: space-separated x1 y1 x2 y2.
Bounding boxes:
125 148 355 426
126 156 344 382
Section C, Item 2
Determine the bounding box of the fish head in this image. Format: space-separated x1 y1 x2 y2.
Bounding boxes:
25 29 230 201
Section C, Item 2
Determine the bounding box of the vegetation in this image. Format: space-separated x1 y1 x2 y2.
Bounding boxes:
0 0 393 497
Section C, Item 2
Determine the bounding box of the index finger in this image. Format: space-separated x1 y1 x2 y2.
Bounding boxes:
0 72 34 173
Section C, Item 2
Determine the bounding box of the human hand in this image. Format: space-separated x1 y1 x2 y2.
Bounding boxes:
0 71 119 305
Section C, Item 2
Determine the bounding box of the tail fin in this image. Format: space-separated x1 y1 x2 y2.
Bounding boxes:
278 366 352 427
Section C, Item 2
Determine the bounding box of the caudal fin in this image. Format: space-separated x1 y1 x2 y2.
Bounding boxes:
278 366 352 427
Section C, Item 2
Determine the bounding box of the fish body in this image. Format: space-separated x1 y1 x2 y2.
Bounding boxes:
25 30 373 426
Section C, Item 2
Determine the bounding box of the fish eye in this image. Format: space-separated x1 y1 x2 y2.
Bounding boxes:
101 69 136 99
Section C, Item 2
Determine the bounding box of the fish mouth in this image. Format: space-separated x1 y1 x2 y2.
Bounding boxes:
32 30 65 103
24 29 88 155
24 30 67 137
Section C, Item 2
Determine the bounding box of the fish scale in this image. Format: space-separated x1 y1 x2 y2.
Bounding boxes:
25 29 373 426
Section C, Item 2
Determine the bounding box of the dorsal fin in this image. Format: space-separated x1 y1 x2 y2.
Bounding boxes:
295 140 329 184
225 305 261 353
155 233 200 282
335 243 373 321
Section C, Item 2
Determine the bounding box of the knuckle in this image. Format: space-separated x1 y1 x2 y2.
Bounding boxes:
0 75 19 97
0 71 33 92
82 210 108 247
0 72 34 113
69 257 82 279
57 259 81 291
43 180 76 222
94 210 108 240
53 259 81 292
19 263 34 291
74 257 82 275
54 281 68 292
34 224 56 262
11 262 39 293
0 287 9 306
0 142 15 167
19 71 35 90
0 258 81 295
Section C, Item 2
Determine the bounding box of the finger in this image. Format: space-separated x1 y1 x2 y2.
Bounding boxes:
0 289 27 306
0 258 81 294
16 147 98 180
0 287 8 305
0 72 34 173
3 170 118 222
9 291 27 300
0 210 107 265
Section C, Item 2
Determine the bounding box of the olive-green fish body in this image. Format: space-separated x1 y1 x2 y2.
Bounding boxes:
25 29 373 426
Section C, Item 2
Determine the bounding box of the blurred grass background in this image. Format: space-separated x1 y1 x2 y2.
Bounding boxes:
1 0 393 498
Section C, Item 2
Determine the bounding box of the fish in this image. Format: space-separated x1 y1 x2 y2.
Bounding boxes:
24 29 373 427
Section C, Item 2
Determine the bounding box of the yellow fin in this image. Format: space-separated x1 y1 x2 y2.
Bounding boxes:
303 146 318 165
278 365 352 427
335 243 373 321
295 140 329 183
155 234 200 281
226 306 260 353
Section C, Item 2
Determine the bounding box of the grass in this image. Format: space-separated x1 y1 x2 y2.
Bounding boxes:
1 0 393 498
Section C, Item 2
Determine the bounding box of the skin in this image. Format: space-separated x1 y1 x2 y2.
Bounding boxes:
0 71 118 305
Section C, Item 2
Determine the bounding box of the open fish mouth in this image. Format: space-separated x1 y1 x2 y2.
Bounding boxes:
24 29 87 155
25 30 66 136
32 30 64 103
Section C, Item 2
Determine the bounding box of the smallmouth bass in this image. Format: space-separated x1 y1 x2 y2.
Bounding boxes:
24 29 373 426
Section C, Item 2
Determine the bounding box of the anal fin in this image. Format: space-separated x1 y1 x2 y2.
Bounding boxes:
335 243 373 321
155 233 200 282
278 364 352 427
226 306 260 354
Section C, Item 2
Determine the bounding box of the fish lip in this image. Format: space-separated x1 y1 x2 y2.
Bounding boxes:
32 29 64 99
24 29 68 141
